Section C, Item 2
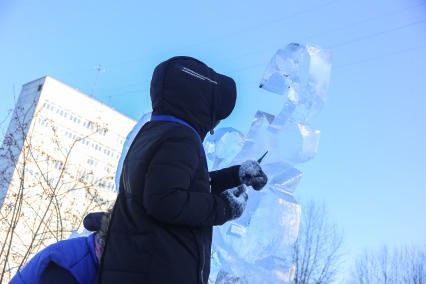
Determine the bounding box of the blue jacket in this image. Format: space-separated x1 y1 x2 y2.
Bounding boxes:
10 234 98 284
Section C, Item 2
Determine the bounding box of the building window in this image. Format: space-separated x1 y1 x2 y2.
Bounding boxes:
86 121 95 130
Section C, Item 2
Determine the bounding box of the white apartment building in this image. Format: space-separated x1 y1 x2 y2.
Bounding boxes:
0 76 136 280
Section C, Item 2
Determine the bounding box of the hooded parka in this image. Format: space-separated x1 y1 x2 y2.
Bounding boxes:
97 56 242 284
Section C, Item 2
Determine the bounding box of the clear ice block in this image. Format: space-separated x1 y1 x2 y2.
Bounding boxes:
259 43 310 97
204 127 245 170
260 43 331 124
266 122 320 165
232 111 274 165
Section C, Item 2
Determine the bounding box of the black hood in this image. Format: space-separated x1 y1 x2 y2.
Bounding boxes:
150 56 237 140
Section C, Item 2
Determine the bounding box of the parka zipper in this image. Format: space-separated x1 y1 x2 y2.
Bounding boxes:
200 246 205 284
191 229 205 284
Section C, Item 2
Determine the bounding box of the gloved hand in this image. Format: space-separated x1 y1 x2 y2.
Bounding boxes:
239 160 268 191
83 211 109 232
221 185 248 221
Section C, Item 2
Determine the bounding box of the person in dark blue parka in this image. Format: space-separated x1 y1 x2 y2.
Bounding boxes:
97 56 268 284
9 212 107 284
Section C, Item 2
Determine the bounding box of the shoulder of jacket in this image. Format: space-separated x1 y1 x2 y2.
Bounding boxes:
159 123 201 145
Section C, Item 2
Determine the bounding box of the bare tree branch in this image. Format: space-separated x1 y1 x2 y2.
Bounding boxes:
350 245 426 284
0 100 117 281
291 200 343 284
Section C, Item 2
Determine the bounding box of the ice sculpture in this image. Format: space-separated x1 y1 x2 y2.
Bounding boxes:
209 43 331 283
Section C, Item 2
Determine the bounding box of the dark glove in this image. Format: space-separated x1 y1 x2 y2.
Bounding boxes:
239 160 268 191
83 212 109 232
221 185 248 221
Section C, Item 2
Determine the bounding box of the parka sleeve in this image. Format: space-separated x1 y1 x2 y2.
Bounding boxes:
142 135 231 227
209 166 242 195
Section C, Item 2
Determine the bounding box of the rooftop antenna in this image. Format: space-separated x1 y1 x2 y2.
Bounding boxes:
90 64 106 97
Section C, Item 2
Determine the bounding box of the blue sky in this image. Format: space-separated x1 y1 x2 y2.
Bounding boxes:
1 0 426 279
